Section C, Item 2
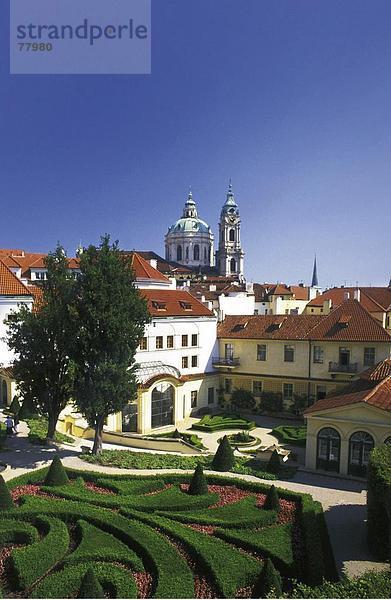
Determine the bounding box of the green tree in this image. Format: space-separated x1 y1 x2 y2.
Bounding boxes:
9 396 21 416
211 435 235 471
78 568 104 599
264 484 280 511
230 388 256 412
6 246 77 441
44 455 69 486
256 558 282 598
267 449 281 475
260 391 283 414
188 463 208 495
291 393 308 416
71 237 150 455
0 475 13 510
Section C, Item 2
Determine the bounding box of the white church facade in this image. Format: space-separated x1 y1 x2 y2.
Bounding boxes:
165 183 245 279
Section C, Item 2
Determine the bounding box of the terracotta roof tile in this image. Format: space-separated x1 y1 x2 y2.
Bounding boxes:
307 286 391 313
141 289 214 317
125 252 170 283
218 299 391 343
359 359 391 382
0 260 32 296
305 377 391 414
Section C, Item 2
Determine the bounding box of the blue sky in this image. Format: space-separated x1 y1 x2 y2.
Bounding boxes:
1 0 390 287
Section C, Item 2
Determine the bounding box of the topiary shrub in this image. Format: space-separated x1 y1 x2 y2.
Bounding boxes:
9 396 21 416
211 435 235 472
267 450 281 475
44 456 69 487
78 567 104 599
172 428 182 439
255 558 282 598
0 475 13 510
188 464 208 495
264 485 280 511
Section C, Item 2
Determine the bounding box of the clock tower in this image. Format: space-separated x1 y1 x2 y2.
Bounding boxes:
216 182 244 278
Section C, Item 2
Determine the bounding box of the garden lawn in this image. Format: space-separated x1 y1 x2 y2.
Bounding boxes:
26 418 74 445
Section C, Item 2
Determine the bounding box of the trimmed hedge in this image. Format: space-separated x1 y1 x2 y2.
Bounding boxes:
0 476 14 510
31 562 137 599
0 520 38 545
65 519 143 570
159 496 277 529
216 523 295 577
272 425 307 447
11 515 69 590
288 570 391 598
191 413 256 432
367 445 391 561
130 510 262 598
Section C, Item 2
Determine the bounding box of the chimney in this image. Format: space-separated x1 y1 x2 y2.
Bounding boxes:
323 299 332 313
344 291 350 301
354 289 361 302
246 282 254 294
149 259 158 269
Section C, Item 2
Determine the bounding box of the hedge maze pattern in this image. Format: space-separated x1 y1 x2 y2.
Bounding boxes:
0 467 337 598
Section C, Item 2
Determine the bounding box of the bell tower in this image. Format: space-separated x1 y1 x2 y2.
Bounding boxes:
216 182 244 278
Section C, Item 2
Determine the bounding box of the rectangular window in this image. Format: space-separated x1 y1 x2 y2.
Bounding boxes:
253 380 262 396
313 346 324 364
182 335 188 347
191 391 198 408
225 378 232 394
257 344 267 361
182 356 188 369
283 383 294 401
191 334 198 347
225 343 234 360
140 337 147 351
191 355 198 368
316 385 327 400
155 336 163 350
167 335 174 349
207 387 214 404
364 347 375 366
284 345 295 362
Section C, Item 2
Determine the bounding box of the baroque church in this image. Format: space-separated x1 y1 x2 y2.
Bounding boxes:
165 183 245 279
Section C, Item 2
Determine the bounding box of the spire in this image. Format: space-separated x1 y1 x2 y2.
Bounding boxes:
222 179 238 211
311 255 319 287
183 187 197 218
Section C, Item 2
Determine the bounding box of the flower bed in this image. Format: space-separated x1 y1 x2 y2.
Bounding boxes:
0 467 337 598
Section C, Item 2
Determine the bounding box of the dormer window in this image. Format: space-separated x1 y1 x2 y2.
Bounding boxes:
338 314 351 327
152 301 167 311
180 301 193 311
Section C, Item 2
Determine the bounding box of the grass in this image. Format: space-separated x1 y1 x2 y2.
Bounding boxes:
191 413 256 432
26 417 74 445
82 449 276 480
272 425 307 447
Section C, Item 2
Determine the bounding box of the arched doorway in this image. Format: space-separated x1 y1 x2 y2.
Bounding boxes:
348 431 374 477
177 245 182 261
230 258 236 273
316 427 340 472
151 383 174 429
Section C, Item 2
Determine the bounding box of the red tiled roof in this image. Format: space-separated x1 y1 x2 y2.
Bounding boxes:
218 299 391 343
307 286 391 313
359 359 391 382
141 289 214 317
0 260 32 296
253 282 309 302
305 377 391 414
128 252 170 283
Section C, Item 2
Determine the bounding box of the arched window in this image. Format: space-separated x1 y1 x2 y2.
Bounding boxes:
349 431 374 477
317 427 340 472
230 258 236 273
204 247 207 261
185 246 189 260
177 245 182 261
385 437 391 445
1 381 7 407
151 383 174 429
193 244 200 261
229 228 235 242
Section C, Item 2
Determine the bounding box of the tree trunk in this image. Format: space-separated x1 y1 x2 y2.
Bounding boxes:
46 412 59 442
92 415 105 455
